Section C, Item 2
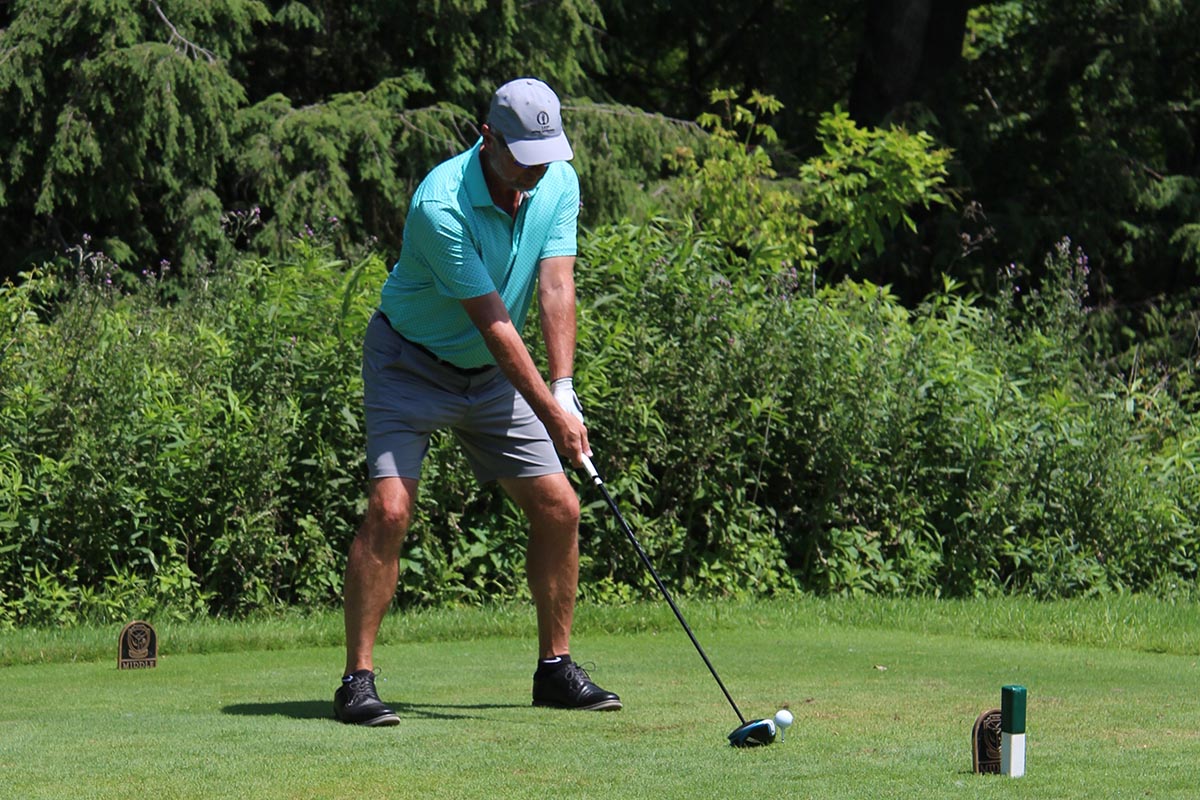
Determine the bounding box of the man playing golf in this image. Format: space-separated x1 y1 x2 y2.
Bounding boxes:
334 77 622 726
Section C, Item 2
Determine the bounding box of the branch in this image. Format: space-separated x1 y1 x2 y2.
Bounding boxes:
563 103 702 133
152 2 215 63
396 106 476 154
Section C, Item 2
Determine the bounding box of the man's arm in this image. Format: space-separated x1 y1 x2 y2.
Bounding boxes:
460 289 590 466
537 255 577 382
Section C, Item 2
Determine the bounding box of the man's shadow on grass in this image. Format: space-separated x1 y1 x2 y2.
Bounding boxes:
222 701 525 722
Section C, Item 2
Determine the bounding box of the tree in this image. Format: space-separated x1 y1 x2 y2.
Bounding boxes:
238 0 607 113
0 0 268 274
595 1 865 153
0 0 613 279
847 0 976 128
953 0 1200 305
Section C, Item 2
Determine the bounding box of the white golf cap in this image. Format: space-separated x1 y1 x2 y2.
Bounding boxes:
488 78 573 165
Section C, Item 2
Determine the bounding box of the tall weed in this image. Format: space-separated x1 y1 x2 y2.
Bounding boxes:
574 220 1198 600
2 98 1196 625
0 238 375 624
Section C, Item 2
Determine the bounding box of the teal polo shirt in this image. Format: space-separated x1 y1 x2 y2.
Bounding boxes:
379 139 580 369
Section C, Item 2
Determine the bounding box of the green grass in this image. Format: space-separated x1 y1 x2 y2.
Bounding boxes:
1 598 1198 799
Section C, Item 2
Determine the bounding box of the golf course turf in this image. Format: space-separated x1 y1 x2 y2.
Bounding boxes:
1 598 1196 799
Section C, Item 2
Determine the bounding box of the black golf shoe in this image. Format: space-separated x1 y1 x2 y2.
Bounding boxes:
532 659 623 711
334 669 400 726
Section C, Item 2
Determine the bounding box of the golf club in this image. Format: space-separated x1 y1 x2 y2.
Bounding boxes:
579 453 777 747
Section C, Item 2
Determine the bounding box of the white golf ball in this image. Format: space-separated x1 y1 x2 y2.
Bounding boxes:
774 709 794 728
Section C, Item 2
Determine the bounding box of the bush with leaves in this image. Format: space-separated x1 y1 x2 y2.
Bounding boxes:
2 88 1197 626
569 96 1196 600
0 228 566 625
572 220 801 600
798 108 952 272
572 220 1198 600
0 233 377 625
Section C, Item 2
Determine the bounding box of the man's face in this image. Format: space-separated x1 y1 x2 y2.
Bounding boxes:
482 125 549 192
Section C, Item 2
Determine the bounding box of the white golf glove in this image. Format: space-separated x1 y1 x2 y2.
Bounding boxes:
550 377 584 423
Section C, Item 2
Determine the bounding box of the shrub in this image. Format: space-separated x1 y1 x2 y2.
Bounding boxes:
2 95 1195 626
0 236 376 624
573 223 1198 599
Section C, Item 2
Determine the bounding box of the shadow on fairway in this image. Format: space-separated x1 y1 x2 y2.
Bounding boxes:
393 702 527 721
221 701 525 722
223 701 332 720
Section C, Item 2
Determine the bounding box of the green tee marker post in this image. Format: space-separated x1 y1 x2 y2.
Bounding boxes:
1000 685 1027 777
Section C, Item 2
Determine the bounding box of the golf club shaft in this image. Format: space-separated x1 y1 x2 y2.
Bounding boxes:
580 454 747 725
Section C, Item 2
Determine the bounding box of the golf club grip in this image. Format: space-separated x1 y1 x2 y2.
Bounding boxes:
581 458 746 725
580 452 601 483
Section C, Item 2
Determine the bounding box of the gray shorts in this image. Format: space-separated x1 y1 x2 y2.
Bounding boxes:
362 311 563 482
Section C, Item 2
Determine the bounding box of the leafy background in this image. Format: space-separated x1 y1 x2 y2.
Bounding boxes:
1 1 1197 627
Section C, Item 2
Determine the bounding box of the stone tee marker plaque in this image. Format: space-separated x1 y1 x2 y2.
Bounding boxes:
118 620 158 669
971 708 1002 774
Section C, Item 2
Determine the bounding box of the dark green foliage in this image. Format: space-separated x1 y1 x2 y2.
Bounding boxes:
954 0 1200 300
229 74 470 255
564 100 711 227
574 223 1197 600
0 0 267 272
593 0 863 148
3 93 1197 626
0 0 616 282
239 0 605 110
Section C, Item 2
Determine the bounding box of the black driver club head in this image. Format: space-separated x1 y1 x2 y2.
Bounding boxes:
728 718 777 747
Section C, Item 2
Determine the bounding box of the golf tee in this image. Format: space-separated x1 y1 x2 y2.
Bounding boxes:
1000 685 1027 777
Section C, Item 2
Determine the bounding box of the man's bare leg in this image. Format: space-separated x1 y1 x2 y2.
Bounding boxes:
334 476 417 726
499 472 579 659
344 476 417 674
501 472 621 710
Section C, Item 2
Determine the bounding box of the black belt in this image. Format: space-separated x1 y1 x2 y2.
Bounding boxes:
378 312 496 376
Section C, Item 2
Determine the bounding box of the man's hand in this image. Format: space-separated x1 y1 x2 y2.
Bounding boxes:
543 406 591 467
550 377 584 423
